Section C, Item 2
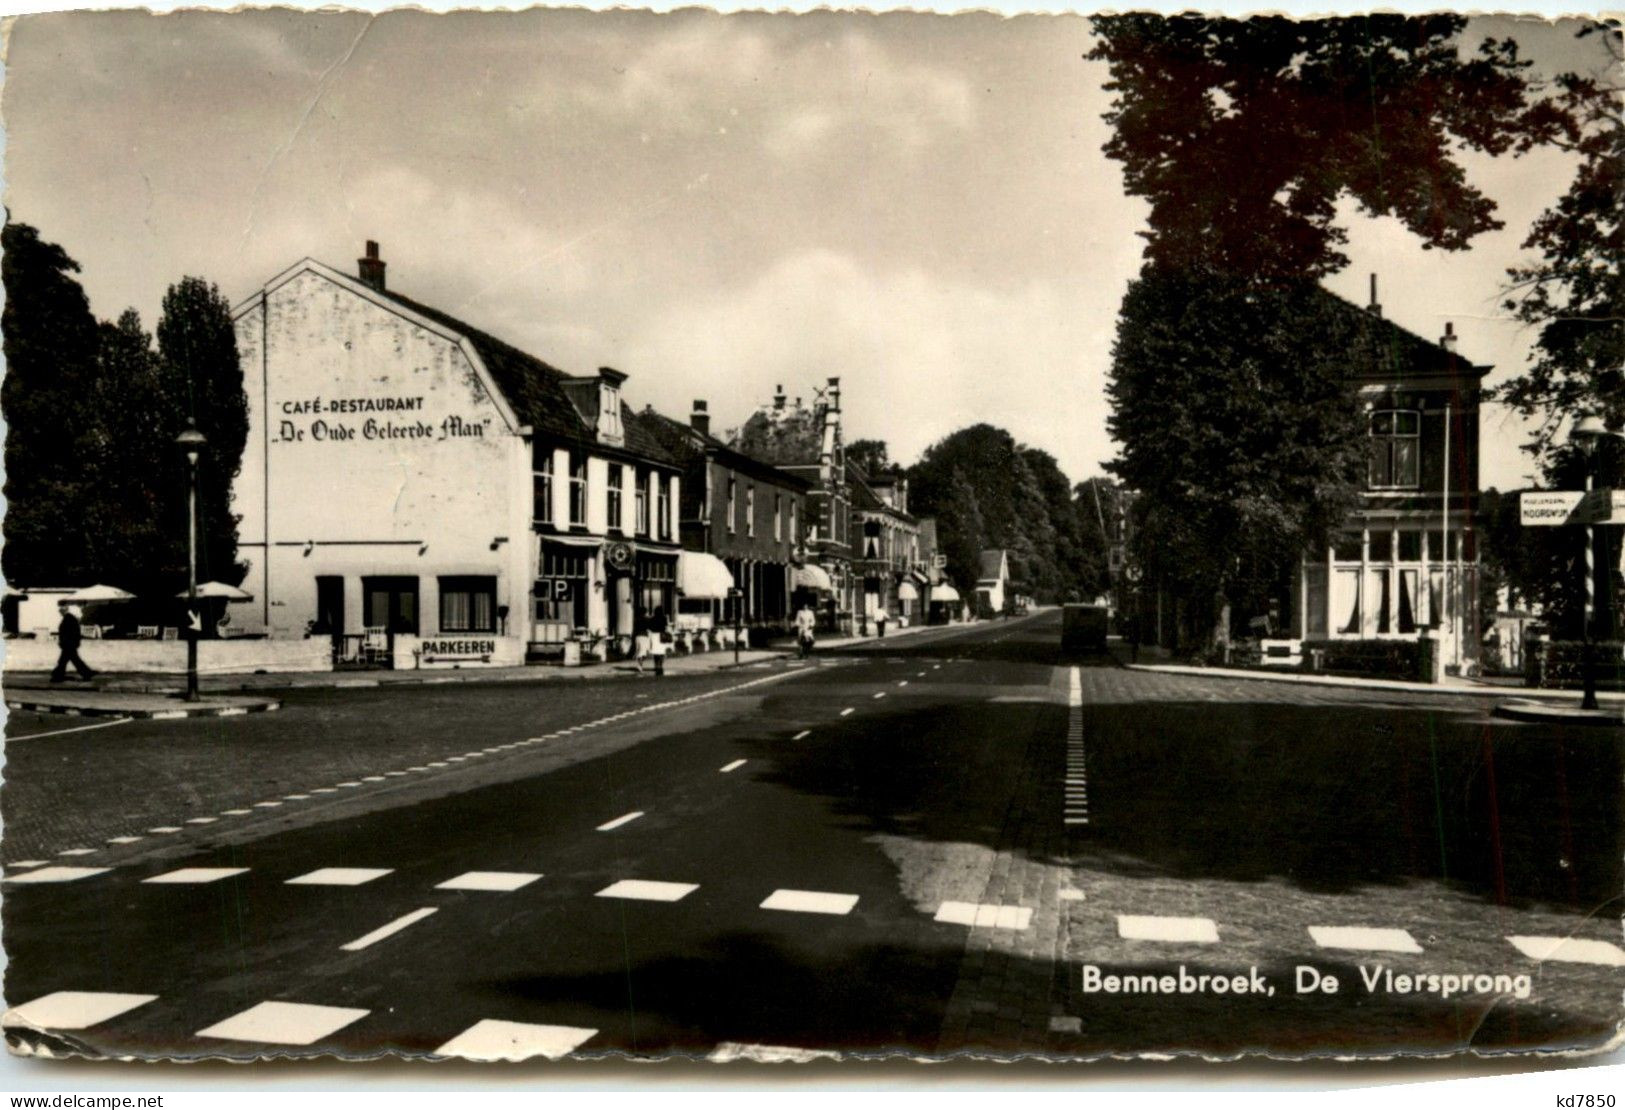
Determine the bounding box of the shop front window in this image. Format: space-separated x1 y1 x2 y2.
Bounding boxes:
440 576 497 633
537 549 589 628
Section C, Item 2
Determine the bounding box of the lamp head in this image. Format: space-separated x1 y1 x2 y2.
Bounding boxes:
1571 412 1612 456
175 420 207 464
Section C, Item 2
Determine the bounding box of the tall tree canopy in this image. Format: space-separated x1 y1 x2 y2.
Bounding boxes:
1499 23 1625 453
2 223 102 585
1088 14 1560 281
1107 272 1370 647
156 275 249 586
907 423 1108 602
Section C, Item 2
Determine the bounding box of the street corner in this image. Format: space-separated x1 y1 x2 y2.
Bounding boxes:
5 690 280 720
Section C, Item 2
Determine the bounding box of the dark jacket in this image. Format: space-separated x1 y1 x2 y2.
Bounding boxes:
649 610 669 636
57 612 82 651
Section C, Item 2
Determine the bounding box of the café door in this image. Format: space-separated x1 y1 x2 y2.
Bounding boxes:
362 576 419 635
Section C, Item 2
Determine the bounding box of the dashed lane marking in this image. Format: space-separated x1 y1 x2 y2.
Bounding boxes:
709 1043 841 1063
596 810 644 832
338 780 365 787
147 827 183 834
873 692 886 700
934 902 1033 931
1117 915 1219 944
793 730 811 740
5 861 50 871
840 708 855 717
287 868 394 887
221 809 254 816
253 802 283 809
143 868 249 885
107 836 144 845
719 759 747 773
595 879 698 902
435 1019 599 1061
436 871 542 892
340 907 438 952
760 889 859 916
1308 926 1423 954
57 848 97 857
2 991 158 1032
312 788 340 793
1507 935 1625 967
197 1001 370 1046
186 817 219 825
897 680 908 687
3 871 109 884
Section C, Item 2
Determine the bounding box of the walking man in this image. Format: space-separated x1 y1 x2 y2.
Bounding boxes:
51 602 96 683
794 601 817 659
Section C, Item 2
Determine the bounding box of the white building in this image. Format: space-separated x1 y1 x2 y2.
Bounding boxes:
230 242 683 668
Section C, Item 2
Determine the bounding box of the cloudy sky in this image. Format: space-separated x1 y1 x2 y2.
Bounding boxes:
2 10 1611 488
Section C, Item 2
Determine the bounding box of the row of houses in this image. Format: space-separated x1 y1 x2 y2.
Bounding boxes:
227 243 980 667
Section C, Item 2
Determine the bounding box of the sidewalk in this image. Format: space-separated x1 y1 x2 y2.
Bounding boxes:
4 687 281 720
1108 638 1625 705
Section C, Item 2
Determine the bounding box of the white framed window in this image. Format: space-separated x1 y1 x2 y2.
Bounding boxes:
774 494 783 541
607 466 623 532
746 485 756 537
635 469 651 536
1369 410 1420 489
727 477 738 534
534 453 554 525
657 474 672 539
568 453 587 526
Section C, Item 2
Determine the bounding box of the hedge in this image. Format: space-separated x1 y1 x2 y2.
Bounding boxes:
1525 640 1625 690
1301 638 1425 681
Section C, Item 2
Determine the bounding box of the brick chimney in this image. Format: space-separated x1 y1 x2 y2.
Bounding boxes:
691 399 710 436
1439 321 1457 353
1367 273 1381 318
773 384 787 412
358 241 386 293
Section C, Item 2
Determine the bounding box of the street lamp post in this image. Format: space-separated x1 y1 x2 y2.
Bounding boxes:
176 420 207 702
1571 413 1613 711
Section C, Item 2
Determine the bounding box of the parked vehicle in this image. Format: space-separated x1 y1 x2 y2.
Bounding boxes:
1061 603 1109 653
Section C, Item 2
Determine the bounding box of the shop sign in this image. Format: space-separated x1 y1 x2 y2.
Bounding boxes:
606 542 634 571
419 636 497 664
537 578 573 600
1519 490 1585 526
274 393 493 446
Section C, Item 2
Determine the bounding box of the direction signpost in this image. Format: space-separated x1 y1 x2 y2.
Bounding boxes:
1521 487 1622 709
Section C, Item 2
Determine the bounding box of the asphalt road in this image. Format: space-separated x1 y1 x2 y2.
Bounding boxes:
4 612 1622 1062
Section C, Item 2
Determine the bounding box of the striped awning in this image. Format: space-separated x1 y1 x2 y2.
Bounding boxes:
932 584 962 603
897 581 919 601
677 552 735 600
791 564 834 592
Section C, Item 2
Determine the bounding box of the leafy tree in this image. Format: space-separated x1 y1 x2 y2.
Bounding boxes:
934 467 986 597
1088 14 1563 282
1107 271 1369 650
1499 23 1624 454
156 276 248 585
1 223 101 585
847 438 892 478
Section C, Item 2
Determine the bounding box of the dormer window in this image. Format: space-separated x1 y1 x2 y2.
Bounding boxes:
596 367 626 446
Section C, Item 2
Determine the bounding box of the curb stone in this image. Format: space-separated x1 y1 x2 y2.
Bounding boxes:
5 697 281 720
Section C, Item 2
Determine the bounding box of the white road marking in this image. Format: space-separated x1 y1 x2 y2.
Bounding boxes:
9 717 134 741
107 836 144 845
340 907 438 952
436 871 542 892
221 809 254 815
933 664 941 670
595 879 698 902
1507 935 1625 967
186 817 220 825
840 708 854 717
143 868 249 885
338 781 364 787
4 866 110 884
147 826 183 834
287 868 393 887
934 902 1033 931
873 692 886 700
435 1019 599 1061
719 759 747 773
1117 915 1219 944
917 671 926 677
57 848 97 857
793 730 811 740
897 680 908 687
3 991 157 1031
425 763 448 769
311 788 339 794
708 1042 840 1063
385 771 409 777
760 889 859 915
1059 889 1086 902
1069 666 1082 708
253 802 283 809
597 811 644 831
197 1001 370 1046
1309 926 1423 954
283 795 310 801
362 775 387 782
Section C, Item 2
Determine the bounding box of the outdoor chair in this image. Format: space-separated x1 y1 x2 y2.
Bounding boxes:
361 626 390 665
136 625 159 639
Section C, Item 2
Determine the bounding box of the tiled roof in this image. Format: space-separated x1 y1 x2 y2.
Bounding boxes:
382 287 678 466
1319 290 1491 383
642 407 812 489
978 550 1007 580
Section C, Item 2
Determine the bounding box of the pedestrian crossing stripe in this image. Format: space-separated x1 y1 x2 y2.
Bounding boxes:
197 1001 370 1046
287 868 393 886
5 866 110 884
436 871 542 892
1118 915 1219 944
596 879 698 902
3 991 158 1032
340 907 437 952
435 1019 599 1061
934 902 1033 931
143 868 249 885
1507 935 1625 967
1309 926 1422 954
760 889 859 915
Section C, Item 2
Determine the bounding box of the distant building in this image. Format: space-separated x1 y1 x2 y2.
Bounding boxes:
848 462 922 629
730 381 856 631
640 402 811 644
